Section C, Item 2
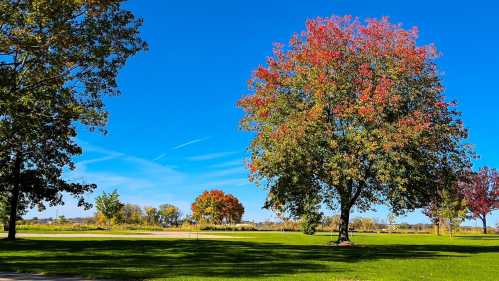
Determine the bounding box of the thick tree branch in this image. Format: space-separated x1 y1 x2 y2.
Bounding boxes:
349 182 364 208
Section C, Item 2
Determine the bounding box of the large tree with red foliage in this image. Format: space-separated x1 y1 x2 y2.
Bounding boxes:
461 167 499 234
191 190 244 224
238 15 470 243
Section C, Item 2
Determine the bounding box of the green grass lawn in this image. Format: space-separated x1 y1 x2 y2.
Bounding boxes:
1 232 498 281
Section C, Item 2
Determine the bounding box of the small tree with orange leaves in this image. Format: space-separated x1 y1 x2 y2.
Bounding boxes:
191 190 244 224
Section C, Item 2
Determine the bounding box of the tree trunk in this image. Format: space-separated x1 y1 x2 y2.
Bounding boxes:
2 218 8 232
337 204 351 243
7 154 22 240
481 216 487 234
435 221 440 236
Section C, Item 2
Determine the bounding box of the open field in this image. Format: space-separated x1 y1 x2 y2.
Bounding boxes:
0 232 239 239
1 232 498 281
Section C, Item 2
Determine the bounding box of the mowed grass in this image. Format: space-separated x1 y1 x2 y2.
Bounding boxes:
1 232 498 281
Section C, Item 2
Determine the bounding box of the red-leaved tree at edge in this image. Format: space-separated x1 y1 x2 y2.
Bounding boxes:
461 167 499 234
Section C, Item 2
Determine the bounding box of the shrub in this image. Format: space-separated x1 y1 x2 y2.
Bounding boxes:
301 212 322 235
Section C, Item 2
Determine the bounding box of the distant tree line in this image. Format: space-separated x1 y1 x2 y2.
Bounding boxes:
91 189 244 227
93 190 183 227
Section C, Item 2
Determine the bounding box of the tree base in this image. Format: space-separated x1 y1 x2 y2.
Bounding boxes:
328 240 354 247
337 240 354 247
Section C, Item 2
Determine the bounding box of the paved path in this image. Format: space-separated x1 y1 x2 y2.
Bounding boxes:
0 231 240 239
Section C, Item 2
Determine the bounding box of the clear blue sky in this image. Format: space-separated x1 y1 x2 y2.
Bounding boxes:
29 0 499 226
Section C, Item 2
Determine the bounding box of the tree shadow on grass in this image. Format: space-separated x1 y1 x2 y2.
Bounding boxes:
0 239 497 280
